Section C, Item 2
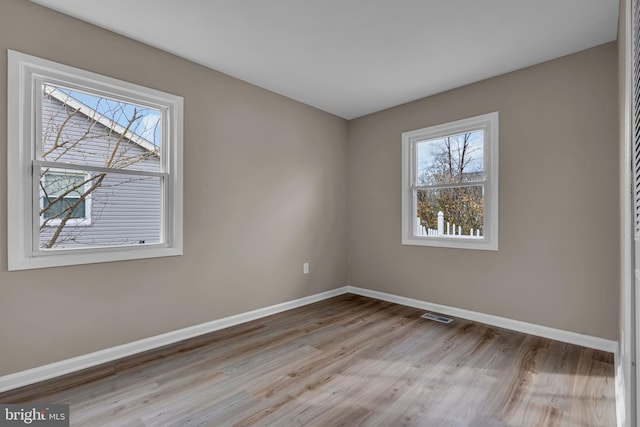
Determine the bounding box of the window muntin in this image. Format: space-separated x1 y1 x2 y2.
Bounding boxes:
402 112 498 250
8 50 183 270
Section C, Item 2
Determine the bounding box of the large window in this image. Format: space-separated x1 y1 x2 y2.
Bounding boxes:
401 112 498 250
8 51 183 270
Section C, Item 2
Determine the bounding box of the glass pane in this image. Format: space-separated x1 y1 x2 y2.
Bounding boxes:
416 130 484 185
40 84 161 172
39 170 162 249
416 186 484 238
42 197 85 219
43 172 84 197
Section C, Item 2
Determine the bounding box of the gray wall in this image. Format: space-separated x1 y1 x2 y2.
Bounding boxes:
0 0 348 376
347 42 619 341
0 0 620 379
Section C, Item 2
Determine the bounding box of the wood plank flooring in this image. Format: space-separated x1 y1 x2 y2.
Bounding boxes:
0 294 616 426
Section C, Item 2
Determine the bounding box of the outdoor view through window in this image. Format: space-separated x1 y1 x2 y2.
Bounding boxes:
415 130 485 238
39 84 163 249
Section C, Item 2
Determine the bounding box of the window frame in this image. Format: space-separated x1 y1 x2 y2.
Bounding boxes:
8 50 183 270
401 112 499 250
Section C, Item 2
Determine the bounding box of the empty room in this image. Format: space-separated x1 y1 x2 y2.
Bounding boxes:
0 0 635 426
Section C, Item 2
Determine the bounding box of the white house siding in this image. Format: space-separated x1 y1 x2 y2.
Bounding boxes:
39 93 161 248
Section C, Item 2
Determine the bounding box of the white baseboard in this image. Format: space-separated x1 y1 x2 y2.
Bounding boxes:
347 286 618 353
1 285 619 395
0 286 349 394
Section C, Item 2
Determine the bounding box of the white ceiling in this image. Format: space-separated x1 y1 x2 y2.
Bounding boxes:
31 0 619 119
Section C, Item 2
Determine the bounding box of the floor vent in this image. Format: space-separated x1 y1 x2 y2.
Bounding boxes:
421 312 453 324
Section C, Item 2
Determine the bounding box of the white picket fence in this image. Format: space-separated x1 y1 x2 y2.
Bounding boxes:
417 211 482 238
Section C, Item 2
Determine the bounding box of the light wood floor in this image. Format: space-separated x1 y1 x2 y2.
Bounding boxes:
0 294 616 426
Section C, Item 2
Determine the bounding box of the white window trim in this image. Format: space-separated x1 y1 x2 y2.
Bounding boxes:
401 112 499 251
7 50 184 270
39 170 93 227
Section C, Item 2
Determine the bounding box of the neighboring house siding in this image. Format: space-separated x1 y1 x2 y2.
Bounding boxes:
39 94 161 248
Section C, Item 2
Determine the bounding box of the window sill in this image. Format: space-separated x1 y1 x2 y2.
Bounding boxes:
402 235 498 251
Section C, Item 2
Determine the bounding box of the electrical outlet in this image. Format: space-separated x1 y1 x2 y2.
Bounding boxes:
303 262 309 274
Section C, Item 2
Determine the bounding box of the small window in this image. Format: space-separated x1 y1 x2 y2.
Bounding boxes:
401 112 498 250
41 171 92 227
8 51 183 270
